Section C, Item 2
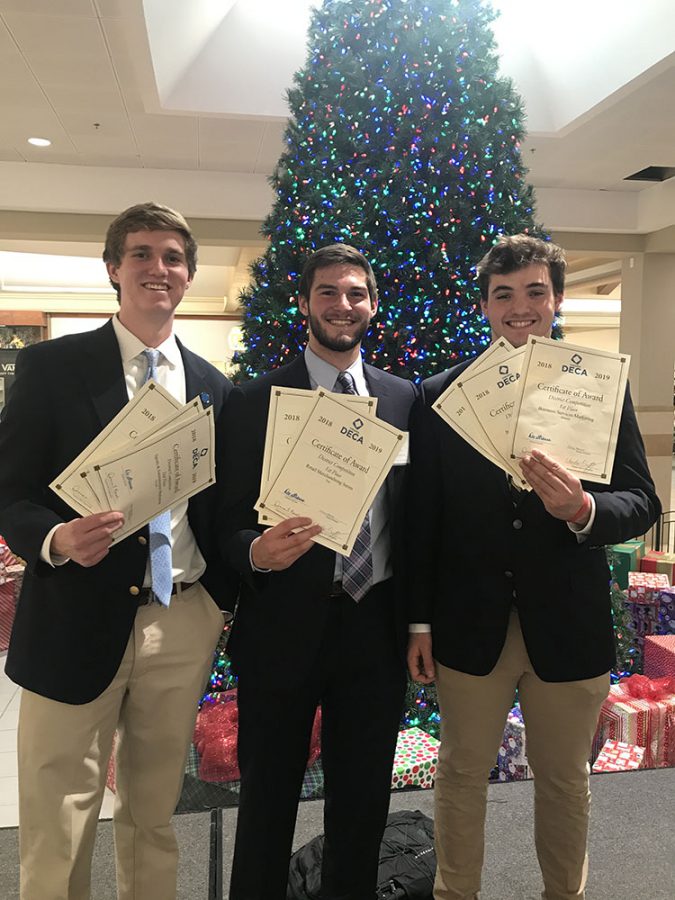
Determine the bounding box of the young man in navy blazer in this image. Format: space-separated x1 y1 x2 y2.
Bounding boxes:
220 244 417 900
0 203 234 900
407 235 661 900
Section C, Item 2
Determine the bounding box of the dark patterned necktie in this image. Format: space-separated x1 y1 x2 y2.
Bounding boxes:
334 370 373 601
142 349 173 606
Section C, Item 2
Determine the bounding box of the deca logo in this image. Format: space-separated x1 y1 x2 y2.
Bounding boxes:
340 417 364 443
192 447 208 468
561 353 587 376
497 364 519 388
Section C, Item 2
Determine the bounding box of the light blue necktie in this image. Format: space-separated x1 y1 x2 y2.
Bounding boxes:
335 371 373 602
142 349 173 606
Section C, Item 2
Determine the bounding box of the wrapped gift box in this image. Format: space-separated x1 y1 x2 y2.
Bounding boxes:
640 551 675 581
658 589 675 635
610 542 644 589
625 539 646 560
644 635 675 679
592 739 645 773
623 596 660 660
592 675 675 768
391 727 440 789
0 576 17 652
627 572 670 604
497 705 531 782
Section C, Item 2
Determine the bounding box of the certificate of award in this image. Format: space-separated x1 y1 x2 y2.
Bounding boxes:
433 339 528 487
257 391 406 555
50 381 182 516
259 386 376 495
458 346 527 477
90 407 215 544
509 336 630 484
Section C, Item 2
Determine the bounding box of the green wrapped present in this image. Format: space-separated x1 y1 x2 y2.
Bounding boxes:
610 543 642 589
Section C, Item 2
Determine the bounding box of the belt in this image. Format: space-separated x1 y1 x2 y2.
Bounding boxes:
137 581 197 606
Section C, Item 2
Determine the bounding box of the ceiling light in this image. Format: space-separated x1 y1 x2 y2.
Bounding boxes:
27 137 51 147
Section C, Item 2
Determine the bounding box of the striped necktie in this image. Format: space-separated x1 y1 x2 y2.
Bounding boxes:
335 370 373 602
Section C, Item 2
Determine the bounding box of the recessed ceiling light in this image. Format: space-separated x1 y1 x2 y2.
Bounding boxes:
27 137 51 147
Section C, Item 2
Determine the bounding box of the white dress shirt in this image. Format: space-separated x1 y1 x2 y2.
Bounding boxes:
42 315 206 586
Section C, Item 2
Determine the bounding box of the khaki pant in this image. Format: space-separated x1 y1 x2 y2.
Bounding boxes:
433 611 609 900
17 583 224 900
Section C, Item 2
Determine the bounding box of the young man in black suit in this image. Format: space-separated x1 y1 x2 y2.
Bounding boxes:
407 235 661 900
220 244 417 900
0 202 234 900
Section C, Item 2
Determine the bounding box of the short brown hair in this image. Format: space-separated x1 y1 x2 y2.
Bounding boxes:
103 202 198 297
476 235 566 300
298 244 378 304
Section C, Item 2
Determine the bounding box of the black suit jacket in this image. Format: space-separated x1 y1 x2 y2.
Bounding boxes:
0 320 235 704
218 354 418 687
408 357 661 682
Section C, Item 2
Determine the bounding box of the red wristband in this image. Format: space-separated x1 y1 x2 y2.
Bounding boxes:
570 492 591 524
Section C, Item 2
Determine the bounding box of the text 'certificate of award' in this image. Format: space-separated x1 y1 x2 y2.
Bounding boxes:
259 386 377 498
509 336 629 484
257 391 405 556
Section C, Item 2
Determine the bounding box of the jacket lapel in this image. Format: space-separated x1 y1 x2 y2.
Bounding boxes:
79 320 128 429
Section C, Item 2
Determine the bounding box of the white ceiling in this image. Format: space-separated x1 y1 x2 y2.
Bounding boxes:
1 0 674 308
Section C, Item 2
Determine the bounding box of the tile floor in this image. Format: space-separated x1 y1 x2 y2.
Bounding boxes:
0 651 116 828
0 464 673 830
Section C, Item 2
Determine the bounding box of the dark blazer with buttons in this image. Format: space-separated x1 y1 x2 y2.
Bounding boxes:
0 320 235 704
218 353 418 687
408 357 661 683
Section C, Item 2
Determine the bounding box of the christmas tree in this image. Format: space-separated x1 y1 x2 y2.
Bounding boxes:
606 548 639 677
234 0 544 382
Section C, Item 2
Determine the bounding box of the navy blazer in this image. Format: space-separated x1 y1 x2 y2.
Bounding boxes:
217 353 418 687
408 357 661 682
0 320 235 703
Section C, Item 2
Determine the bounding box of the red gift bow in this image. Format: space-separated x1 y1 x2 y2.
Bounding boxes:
618 673 675 702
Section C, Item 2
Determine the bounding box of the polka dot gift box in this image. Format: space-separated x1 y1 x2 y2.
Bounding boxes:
391 727 440 789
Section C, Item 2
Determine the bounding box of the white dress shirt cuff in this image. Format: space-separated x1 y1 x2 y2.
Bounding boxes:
567 493 597 542
249 541 271 574
409 623 431 633
40 524 70 567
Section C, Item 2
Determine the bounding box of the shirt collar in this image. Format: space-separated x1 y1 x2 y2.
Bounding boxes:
112 314 181 368
304 345 366 393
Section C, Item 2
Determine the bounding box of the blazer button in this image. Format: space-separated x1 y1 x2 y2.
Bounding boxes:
138 536 147 546
129 586 140 597
512 519 523 530
505 570 514 578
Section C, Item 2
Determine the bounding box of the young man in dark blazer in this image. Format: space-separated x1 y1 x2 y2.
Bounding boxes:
0 203 234 900
407 235 661 900
220 244 417 900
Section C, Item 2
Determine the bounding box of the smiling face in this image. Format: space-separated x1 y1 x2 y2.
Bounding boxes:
298 263 378 362
107 230 192 336
480 263 563 348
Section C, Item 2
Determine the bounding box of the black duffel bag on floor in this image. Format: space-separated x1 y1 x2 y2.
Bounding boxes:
287 808 436 900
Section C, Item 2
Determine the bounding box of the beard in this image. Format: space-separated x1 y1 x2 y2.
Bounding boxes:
307 310 371 353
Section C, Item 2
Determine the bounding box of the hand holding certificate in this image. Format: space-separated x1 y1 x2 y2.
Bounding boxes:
509 336 629 484
433 337 629 486
256 388 406 556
